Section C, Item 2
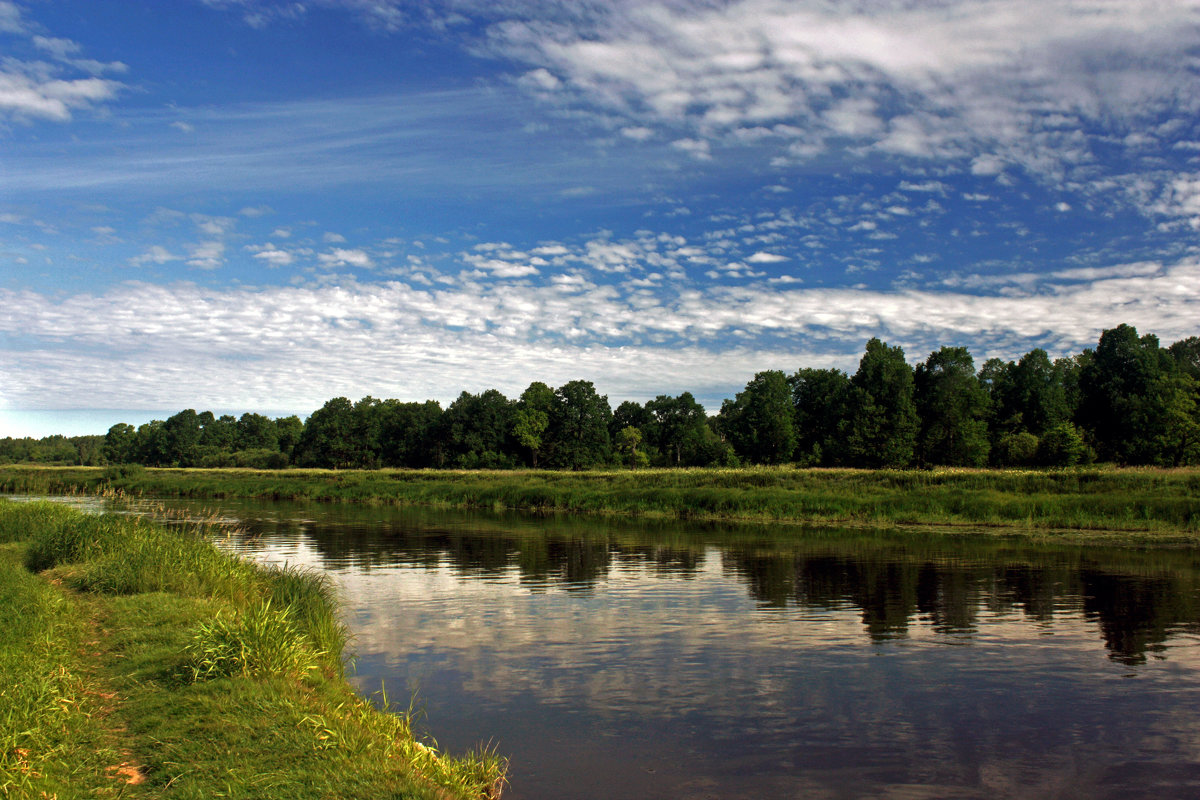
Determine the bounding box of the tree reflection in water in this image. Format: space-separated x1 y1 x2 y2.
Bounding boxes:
232 502 1200 665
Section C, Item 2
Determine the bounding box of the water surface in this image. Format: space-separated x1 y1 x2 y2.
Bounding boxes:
102 499 1200 797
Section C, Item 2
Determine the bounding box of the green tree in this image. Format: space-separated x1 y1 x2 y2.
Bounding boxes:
71 435 104 466
349 396 385 468
645 392 709 466
163 409 203 467
378 400 442 468
103 423 138 464
914 346 990 466
720 370 796 465
439 390 514 468
135 420 169 467
1168 336 1200 380
615 426 648 469
789 368 850 465
1078 324 1169 463
1010 348 1070 436
274 415 304 464
979 356 1019 444
296 397 355 468
200 412 237 453
516 382 558 468
236 413 279 452
841 338 918 468
512 408 549 468
549 380 611 469
1038 422 1091 466
610 400 651 441
1152 372 1200 466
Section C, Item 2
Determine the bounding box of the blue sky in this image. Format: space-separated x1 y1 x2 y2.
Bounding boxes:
2 0 1200 436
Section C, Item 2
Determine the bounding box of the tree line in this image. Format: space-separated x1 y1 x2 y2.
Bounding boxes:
3 323 1197 470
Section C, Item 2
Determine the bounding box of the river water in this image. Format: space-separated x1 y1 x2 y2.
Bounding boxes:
60 497 1200 798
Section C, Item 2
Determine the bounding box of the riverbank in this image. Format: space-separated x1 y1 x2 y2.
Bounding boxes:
2 464 1198 536
0 499 506 798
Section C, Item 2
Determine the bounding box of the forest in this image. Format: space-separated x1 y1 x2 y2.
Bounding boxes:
3 323 1198 470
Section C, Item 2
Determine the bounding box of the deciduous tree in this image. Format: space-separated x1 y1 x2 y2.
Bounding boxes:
841 339 918 468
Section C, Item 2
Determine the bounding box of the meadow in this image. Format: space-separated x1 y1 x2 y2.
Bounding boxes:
1 464 1197 537
0 499 506 798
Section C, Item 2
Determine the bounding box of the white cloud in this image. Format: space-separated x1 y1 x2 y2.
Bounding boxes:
970 155 1005 176
0 1 24 34
188 241 226 270
128 245 180 266
32 36 81 59
745 252 788 264
193 215 236 236
318 248 374 268
4 256 1198 411
671 138 712 161
581 240 642 273
493 0 1200 185
1149 174 1200 228
462 252 539 278
0 70 123 121
519 68 561 91
899 181 948 193
0 8 125 121
250 247 295 267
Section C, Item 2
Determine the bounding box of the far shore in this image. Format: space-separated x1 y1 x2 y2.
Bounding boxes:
1 464 1197 539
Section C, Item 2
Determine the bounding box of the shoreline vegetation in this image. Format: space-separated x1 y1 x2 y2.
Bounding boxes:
1 464 1198 538
0 499 506 799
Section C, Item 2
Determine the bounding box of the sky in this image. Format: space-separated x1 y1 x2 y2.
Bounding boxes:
2 0 1200 437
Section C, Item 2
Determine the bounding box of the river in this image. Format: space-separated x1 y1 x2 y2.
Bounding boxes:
56 497 1200 798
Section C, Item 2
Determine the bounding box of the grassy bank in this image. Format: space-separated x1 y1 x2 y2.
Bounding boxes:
2 464 1199 535
0 500 505 799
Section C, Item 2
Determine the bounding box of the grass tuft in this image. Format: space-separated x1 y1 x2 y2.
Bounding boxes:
184 598 323 682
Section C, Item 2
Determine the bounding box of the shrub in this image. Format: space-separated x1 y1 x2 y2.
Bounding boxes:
994 431 1040 467
101 463 145 482
1039 423 1093 466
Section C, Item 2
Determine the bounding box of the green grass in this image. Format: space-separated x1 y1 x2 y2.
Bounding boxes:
2 463 1198 535
0 500 506 799
0 543 121 798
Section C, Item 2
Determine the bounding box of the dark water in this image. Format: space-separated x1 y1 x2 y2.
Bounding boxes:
101 499 1200 797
